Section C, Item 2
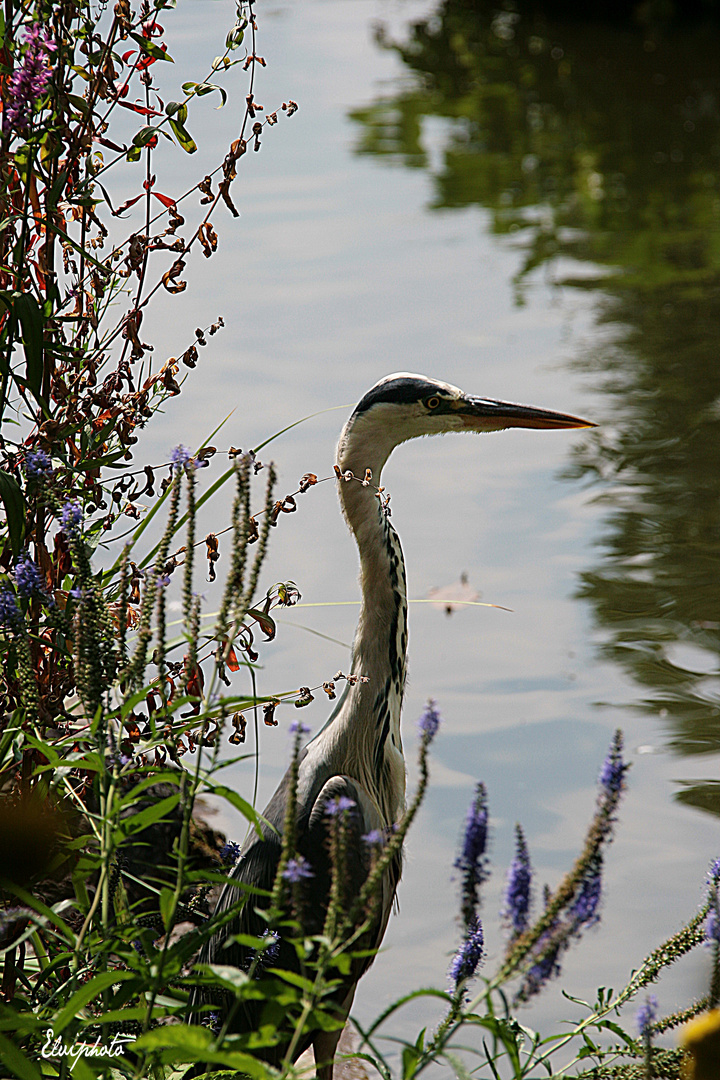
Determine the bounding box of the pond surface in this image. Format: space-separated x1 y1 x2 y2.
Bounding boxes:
125 0 720 1057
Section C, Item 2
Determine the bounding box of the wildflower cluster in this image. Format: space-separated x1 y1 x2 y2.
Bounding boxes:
0 0 299 720
2 22 56 136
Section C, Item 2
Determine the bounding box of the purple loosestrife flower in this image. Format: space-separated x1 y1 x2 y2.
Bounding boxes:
0 587 22 630
3 22 56 136
636 995 658 1040
569 852 603 930
13 552 45 599
706 905 720 946
24 448 52 478
599 730 628 799
325 796 356 817
171 445 192 472
289 719 310 736
448 914 484 991
417 699 441 743
456 782 489 926
220 841 241 865
705 868 720 947
282 856 314 882
504 824 533 936
362 829 384 847
61 500 82 537
709 858 720 886
519 936 562 1001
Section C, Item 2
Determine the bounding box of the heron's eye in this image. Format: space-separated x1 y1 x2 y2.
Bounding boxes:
424 396 441 410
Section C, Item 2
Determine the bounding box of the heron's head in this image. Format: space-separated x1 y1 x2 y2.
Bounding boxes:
337 373 595 475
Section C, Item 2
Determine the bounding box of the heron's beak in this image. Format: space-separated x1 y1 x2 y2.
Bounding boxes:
456 396 596 431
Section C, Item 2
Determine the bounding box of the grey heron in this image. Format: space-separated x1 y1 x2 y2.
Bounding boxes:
193 373 594 1077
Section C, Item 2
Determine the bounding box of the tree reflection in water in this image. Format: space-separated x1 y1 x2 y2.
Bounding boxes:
350 2 720 814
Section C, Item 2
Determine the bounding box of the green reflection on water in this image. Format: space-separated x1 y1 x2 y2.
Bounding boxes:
350 2 720 812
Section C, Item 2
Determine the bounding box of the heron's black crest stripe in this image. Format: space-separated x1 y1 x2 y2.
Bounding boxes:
353 377 440 416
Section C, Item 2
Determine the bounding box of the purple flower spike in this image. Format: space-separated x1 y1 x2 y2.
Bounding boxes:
3 22 56 137
455 782 490 928
0 588 22 630
289 719 310 736
220 841 241 865
418 699 441 743
709 858 720 886
523 937 562 998
570 852 603 930
706 906 720 946
504 824 532 937
636 995 658 1039
61 500 83 537
171 445 192 472
362 829 384 847
282 856 314 883
24 448 52 477
599 730 628 799
448 914 484 990
14 552 45 599
456 782 489 878
325 795 356 817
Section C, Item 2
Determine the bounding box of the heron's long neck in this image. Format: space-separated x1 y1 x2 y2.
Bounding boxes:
327 433 408 823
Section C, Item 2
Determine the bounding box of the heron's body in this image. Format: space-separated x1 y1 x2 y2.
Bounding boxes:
192 375 594 1077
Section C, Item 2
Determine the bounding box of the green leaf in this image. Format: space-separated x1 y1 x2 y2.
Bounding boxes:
129 32 173 62
117 770 189 809
598 1019 636 1047
0 1030 43 1080
0 469 25 556
132 126 161 147
168 117 197 154
195 963 250 991
402 1046 420 1080
307 1007 345 1033
113 792 180 840
207 785 262 836
67 93 90 115
246 608 276 640
134 1025 271 1075
160 887 176 931
13 292 44 401
183 81 227 107
52 970 135 1033
266 968 315 992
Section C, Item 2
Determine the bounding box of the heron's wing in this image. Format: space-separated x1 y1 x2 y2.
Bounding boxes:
299 774 397 947
191 770 399 1064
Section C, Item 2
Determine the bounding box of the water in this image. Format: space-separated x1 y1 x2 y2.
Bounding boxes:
119 0 720 1061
